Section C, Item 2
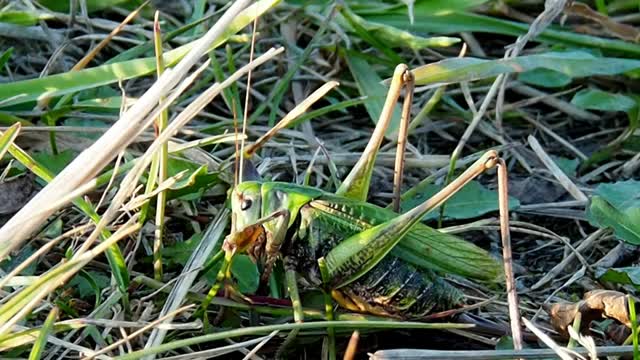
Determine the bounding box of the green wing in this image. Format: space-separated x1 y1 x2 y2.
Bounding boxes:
315 194 502 282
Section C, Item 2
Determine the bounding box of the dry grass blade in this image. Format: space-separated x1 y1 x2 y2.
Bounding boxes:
143 209 229 353
73 46 283 259
522 318 578 360
528 135 588 202
82 305 194 360
0 0 253 259
241 330 278 360
36 1 150 109
343 331 360 360
0 220 141 338
2 59 210 238
449 0 566 179
245 80 340 157
567 2 640 42
0 224 92 289
531 229 605 290
568 327 597 360
370 346 637 359
391 72 413 212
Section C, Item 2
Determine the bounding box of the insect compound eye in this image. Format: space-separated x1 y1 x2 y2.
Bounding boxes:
240 198 253 211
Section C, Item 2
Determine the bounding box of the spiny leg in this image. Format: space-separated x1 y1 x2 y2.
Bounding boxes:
497 158 522 350
318 257 337 360
260 210 290 284
198 210 285 320
337 64 412 201
276 268 304 358
392 70 414 212
322 150 501 290
326 150 522 340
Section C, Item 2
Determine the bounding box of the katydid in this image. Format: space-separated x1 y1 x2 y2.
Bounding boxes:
206 64 512 323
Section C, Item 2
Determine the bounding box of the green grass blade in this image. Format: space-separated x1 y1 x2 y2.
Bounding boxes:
344 50 402 139
412 51 640 87
152 14 169 281
340 7 403 64
0 122 20 160
113 321 472 360
0 10 54 26
587 181 640 245
0 112 32 126
0 134 130 296
38 0 130 13
0 0 281 107
0 47 13 70
339 6 460 51
629 296 639 359
28 307 58 360
0 322 85 351
365 10 640 55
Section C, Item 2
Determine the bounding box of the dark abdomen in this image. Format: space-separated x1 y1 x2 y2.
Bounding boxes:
340 256 463 318
284 202 463 318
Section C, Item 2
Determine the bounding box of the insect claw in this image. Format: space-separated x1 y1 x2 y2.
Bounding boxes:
225 282 254 304
260 254 277 284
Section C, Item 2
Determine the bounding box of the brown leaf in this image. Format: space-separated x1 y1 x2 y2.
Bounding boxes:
547 290 640 341
545 301 579 335
566 3 640 42
581 290 633 327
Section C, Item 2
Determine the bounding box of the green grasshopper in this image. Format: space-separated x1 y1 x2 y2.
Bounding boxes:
207 64 508 322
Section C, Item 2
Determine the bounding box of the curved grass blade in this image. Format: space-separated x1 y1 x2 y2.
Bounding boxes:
340 6 459 53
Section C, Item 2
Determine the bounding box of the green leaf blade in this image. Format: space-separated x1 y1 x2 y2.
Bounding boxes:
401 181 520 221
587 182 640 245
571 89 637 112
344 51 402 139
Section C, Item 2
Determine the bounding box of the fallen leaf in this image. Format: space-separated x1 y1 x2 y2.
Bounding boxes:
547 290 640 341
566 3 640 43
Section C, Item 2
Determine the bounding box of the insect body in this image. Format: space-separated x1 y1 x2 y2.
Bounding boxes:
225 172 498 318
211 64 508 323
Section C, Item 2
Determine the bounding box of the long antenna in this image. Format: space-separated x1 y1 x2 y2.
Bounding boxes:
238 10 259 183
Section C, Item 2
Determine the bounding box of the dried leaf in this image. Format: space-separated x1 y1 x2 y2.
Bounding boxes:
566 3 640 43
547 290 640 340
582 290 635 327
546 301 579 335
